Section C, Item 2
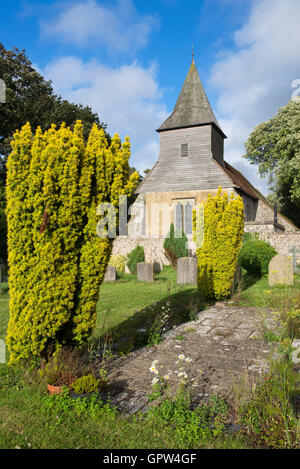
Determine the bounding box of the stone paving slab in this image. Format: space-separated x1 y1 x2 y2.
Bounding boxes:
98 304 279 414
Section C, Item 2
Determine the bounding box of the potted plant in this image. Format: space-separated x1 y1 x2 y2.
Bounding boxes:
39 347 85 395
46 370 78 395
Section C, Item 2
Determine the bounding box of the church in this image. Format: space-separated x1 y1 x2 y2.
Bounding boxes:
112 59 297 264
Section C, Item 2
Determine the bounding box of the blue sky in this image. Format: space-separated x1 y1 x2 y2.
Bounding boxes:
1 0 300 194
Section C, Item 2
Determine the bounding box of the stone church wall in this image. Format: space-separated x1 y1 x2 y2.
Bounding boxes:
111 230 300 266
258 232 300 262
111 236 169 265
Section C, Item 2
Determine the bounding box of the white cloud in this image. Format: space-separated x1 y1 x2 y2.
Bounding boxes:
43 57 168 171
40 0 158 52
210 0 300 195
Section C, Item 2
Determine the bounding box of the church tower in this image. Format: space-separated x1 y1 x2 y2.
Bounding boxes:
137 60 234 196
126 59 297 243
134 60 235 238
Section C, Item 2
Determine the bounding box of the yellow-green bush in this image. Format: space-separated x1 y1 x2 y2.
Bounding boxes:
194 187 244 300
72 374 99 394
108 254 126 273
6 121 139 364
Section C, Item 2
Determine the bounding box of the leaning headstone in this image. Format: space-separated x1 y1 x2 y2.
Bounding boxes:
104 266 116 282
177 257 197 286
153 258 163 274
137 262 154 282
268 254 294 286
289 246 300 273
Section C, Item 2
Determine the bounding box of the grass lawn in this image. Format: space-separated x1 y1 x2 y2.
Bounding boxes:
0 366 250 449
233 270 300 311
0 268 208 353
0 267 299 449
94 267 209 352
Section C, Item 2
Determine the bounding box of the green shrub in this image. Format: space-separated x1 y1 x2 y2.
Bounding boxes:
126 245 145 274
194 188 244 300
239 239 277 276
109 254 126 273
72 374 99 394
6 121 139 364
163 223 188 269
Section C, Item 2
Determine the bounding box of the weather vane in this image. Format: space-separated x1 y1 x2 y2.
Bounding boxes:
192 44 195 64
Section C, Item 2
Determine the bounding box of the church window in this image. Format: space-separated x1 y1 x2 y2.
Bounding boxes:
184 203 193 235
174 201 193 235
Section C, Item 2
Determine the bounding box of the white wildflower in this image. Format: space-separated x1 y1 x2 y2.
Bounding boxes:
149 365 159 374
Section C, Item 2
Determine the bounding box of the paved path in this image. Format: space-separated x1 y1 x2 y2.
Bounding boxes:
99 304 278 414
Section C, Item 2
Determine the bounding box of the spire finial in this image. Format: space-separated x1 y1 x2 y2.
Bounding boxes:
192 44 195 64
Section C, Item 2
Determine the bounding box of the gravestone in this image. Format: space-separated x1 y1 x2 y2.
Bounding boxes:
137 262 154 282
104 266 116 282
289 246 300 273
153 258 163 274
177 257 197 286
0 340 5 364
125 265 131 274
268 254 294 286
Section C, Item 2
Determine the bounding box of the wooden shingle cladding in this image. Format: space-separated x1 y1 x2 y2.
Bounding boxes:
137 125 232 194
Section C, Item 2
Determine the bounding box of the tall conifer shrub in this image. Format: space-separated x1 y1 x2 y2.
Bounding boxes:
194 187 244 300
6 121 138 364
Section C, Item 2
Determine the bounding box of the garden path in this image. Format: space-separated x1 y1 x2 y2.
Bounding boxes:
99 304 278 414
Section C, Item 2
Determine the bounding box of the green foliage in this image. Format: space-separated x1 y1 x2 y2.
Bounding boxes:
275 309 300 339
239 239 277 276
6 121 139 364
244 100 300 228
72 374 99 394
126 245 145 274
239 360 298 448
108 254 126 273
0 183 6 262
163 223 188 269
42 388 117 428
194 188 244 300
147 391 229 448
0 43 108 265
0 43 105 163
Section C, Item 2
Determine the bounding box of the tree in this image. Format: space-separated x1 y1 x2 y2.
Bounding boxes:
194 188 244 300
163 223 188 269
0 43 105 166
244 100 300 227
6 121 139 364
0 43 107 263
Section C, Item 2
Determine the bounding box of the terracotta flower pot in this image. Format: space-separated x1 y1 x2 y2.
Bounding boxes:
47 383 64 395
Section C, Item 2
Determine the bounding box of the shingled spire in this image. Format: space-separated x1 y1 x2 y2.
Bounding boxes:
157 61 226 137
